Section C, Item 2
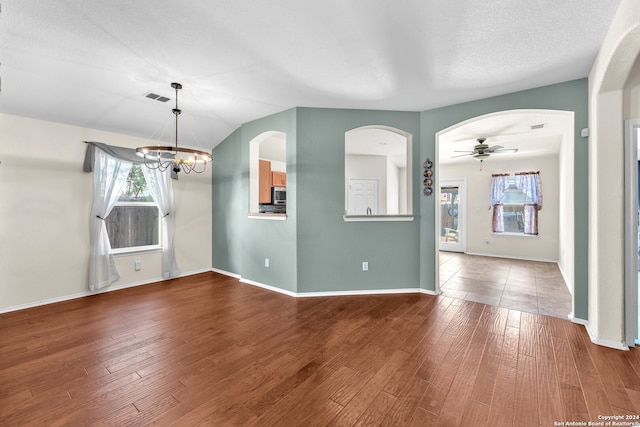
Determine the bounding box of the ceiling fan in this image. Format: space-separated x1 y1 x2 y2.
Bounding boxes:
451 137 519 167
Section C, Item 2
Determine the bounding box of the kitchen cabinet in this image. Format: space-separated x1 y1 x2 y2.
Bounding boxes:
259 160 272 204
272 171 286 187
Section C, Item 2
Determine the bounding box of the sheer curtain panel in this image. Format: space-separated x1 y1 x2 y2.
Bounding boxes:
89 149 132 290
490 174 509 233
141 166 181 279
515 172 543 235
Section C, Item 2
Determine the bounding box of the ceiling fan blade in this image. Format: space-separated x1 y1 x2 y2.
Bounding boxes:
485 145 503 152
493 148 519 154
451 153 473 158
453 150 474 153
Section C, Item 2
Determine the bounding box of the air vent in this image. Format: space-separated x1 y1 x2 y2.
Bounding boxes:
144 92 170 102
531 123 545 130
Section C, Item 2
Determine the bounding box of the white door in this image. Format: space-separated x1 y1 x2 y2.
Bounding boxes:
348 179 378 215
439 178 466 253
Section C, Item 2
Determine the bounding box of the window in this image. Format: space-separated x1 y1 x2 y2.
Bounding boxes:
105 164 161 252
344 126 412 220
500 186 528 233
490 172 542 235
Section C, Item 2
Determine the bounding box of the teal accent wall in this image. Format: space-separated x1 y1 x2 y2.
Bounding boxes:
419 78 589 318
213 107 421 293
212 128 242 274
213 109 298 292
212 79 588 319
295 108 421 292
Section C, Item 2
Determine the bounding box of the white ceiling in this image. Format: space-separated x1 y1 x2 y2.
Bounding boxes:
0 1 621 151
346 128 407 168
259 133 286 163
439 111 571 165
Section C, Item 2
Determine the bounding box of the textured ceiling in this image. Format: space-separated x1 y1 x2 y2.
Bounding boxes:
0 0 621 151
439 110 571 165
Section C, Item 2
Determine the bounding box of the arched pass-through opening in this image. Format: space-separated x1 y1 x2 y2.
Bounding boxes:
344 125 413 220
249 131 286 216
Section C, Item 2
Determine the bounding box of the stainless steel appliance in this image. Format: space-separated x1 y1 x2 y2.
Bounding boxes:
272 187 286 205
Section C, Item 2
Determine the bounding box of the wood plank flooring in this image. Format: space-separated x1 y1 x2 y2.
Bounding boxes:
1 272 639 426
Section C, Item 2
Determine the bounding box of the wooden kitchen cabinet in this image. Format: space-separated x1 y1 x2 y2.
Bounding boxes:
272 171 286 187
259 160 272 203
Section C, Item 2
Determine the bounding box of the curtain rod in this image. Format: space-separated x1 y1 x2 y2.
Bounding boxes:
491 171 540 177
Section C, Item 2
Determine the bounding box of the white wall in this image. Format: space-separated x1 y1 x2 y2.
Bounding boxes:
269 160 286 173
387 159 400 214
0 113 212 312
624 56 640 119
558 120 575 297
440 154 560 261
588 0 640 347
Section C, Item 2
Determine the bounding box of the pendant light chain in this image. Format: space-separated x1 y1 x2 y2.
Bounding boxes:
136 82 212 175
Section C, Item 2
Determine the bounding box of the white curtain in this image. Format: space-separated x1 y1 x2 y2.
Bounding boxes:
142 166 181 279
89 149 132 290
490 174 509 233
514 173 543 209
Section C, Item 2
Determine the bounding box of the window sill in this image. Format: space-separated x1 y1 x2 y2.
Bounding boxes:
112 245 163 256
343 215 414 222
248 213 288 221
492 232 539 239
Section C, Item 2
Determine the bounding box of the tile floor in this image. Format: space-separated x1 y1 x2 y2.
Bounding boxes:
439 251 572 319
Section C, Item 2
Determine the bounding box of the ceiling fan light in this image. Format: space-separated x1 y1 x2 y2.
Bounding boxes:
474 153 490 161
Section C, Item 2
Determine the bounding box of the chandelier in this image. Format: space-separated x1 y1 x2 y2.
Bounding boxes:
137 82 212 174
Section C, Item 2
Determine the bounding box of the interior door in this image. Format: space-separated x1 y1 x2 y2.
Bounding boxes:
439 179 466 253
348 179 378 215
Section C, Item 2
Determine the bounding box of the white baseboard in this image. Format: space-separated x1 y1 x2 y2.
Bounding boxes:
211 267 241 279
297 288 436 298
465 251 558 264
0 269 211 315
239 278 298 297
570 315 629 351
237 276 437 298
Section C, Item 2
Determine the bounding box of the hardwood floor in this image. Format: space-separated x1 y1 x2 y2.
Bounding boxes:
1 272 639 426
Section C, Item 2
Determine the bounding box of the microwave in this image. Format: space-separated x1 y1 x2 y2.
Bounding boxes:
272 186 286 205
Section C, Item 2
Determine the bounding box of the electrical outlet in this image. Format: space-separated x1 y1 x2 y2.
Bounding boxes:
265 258 270 268
362 261 369 271
134 257 141 271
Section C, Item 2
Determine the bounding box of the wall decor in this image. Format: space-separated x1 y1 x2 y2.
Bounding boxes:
423 158 434 196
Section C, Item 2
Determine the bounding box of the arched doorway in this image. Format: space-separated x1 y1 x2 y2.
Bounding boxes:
435 109 575 318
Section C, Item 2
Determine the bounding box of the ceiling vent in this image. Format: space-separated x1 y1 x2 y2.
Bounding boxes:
144 92 170 102
531 123 545 130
